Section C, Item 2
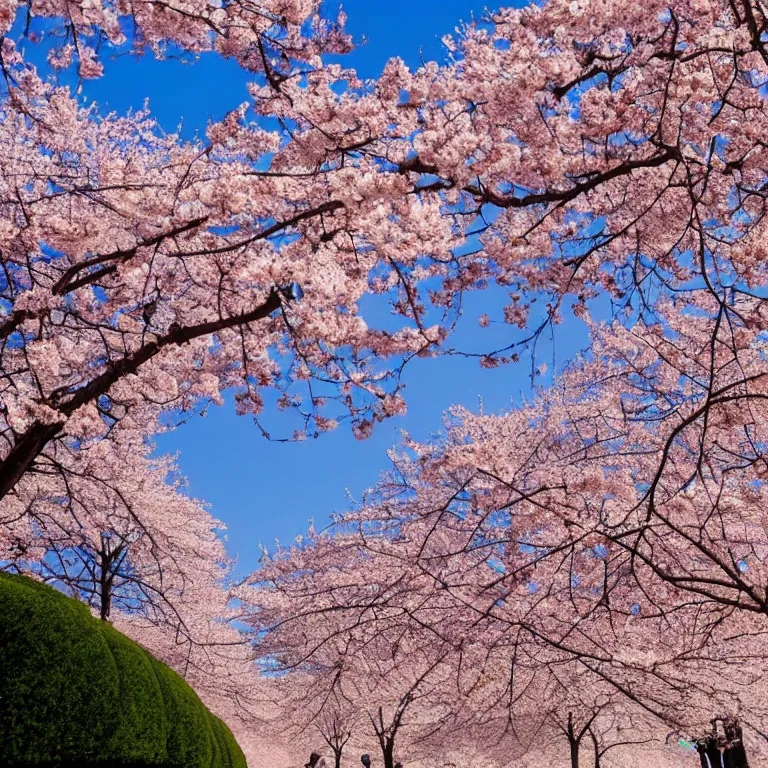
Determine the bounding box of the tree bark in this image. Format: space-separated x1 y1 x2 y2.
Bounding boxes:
567 712 580 768
569 739 579 768
383 740 394 768
591 731 600 768
99 574 112 621
0 421 63 502
97 540 123 621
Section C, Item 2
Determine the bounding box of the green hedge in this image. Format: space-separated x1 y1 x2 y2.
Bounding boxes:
0 572 247 768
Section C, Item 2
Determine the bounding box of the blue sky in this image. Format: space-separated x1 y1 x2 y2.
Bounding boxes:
72 0 590 576
78 0 497 136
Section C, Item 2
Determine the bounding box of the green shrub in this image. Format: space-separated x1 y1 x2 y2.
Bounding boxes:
0 572 247 768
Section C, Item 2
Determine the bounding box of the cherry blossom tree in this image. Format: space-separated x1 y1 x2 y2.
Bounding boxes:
242 532 478 767
0 0 482 547
0 433 271 747
537 677 670 768
4 0 351 79
306 326 768 762
8 0 768 762
0 4 480 758
271 682 356 768
7 0 768 587
0 73 455 515
13 0 768 533
314 703 355 768
242 527 703 768
2 439 228 621
238 0 768 762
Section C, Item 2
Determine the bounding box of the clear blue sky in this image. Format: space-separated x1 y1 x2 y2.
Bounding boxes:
73 0 588 576
80 1 497 136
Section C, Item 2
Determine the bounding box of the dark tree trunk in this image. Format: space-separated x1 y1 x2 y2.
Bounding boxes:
381 737 395 768
333 750 342 768
0 422 63 501
0 285 285 503
569 739 579 768
97 542 119 621
566 712 580 768
98 554 112 621
99 582 112 621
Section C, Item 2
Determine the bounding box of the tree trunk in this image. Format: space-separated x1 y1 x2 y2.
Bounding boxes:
98 543 117 621
567 712 579 768
0 422 63 501
569 739 579 768
334 750 342 768
0 286 285 503
591 731 600 768
99 583 112 621
383 739 395 768
98 558 112 621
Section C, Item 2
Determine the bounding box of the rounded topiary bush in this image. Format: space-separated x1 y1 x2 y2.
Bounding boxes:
0 572 247 768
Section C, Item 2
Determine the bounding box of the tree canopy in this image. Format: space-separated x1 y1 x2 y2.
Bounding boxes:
4 0 768 764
